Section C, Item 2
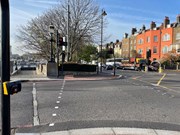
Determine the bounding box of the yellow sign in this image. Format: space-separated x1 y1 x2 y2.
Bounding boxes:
3 82 8 95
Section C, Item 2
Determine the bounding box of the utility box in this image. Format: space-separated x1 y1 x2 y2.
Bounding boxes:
47 62 58 76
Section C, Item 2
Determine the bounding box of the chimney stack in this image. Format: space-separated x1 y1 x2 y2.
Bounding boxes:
131 28 137 35
124 33 128 38
177 14 180 24
116 39 119 43
142 25 146 31
150 21 156 30
164 16 170 28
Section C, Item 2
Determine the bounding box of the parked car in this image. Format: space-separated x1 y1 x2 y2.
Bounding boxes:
105 65 113 70
148 61 160 71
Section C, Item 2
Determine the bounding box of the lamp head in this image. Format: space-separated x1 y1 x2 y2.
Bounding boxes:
102 10 107 16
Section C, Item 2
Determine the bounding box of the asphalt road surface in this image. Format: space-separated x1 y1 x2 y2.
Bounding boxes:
4 70 180 133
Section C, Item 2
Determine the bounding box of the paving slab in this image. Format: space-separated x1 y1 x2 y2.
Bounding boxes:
69 128 114 135
112 128 156 135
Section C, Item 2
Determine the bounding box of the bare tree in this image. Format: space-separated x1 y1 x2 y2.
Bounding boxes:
16 0 102 61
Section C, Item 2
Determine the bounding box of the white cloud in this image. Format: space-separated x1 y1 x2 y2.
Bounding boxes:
24 0 59 9
11 6 36 20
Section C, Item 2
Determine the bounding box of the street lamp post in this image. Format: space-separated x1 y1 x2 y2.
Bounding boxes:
61 41 66 76
49 24 55 62
113 43 116 76
100 9 107 73
57 30 60 77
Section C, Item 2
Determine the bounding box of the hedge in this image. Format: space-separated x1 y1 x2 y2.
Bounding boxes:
58 63 96 72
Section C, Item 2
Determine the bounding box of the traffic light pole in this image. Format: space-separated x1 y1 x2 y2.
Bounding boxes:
1 0 11 135
56 30 60 77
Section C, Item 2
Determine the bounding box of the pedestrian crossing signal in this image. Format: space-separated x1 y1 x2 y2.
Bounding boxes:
3 81 21 95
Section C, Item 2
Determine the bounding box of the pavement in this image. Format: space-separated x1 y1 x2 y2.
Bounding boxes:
12 70 180 135
15 127 180 135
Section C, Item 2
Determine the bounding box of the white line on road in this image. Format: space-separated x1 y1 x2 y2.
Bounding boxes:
32 83 40 126
49 123 54 126
52 113 57 116
56 101 60 103
58 96 61 99
162 93 167 95
59 93 62 95
55 106 59 109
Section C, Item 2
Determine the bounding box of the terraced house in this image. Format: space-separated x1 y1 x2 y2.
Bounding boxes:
172 15 180 53
128 16 175 62
99 15 180 63
121 33 130 59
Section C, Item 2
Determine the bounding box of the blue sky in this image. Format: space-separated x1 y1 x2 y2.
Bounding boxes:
10 0 180 54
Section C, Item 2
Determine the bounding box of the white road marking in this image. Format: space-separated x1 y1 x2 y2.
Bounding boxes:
58 96 61 99
59 93 62 95
52 113 57 116
55 106 59 109
162 93 166 95
32 83 40 126
49 123 54 126
61 88 63 90
56 101 60 103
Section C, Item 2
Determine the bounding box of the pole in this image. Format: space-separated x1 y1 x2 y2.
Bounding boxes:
50 33 53 62
100 10 103 73
113 43 116 76
1 0 11 135
67 0 70 62
61 52 64 76
57 30 59 77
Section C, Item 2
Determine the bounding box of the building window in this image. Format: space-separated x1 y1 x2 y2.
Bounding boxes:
153 46 157 53
176 33 180 40
138 49 143 54
154 35 158 42
162 46 168 54
130 40 133 44
138 38 143 44
162 33 170 41
169 45 172 52
146 36 150 43
177 48 180 53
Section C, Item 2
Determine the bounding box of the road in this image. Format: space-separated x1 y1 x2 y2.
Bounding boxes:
5 70 180 132
0 81 33 128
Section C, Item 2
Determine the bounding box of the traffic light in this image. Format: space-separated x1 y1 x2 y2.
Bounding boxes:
59 37 63 46
3 81 21 95
59 37 67 46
